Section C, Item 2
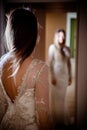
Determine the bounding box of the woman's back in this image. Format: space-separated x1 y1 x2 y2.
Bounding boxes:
0 7 54 130
0 53 52 130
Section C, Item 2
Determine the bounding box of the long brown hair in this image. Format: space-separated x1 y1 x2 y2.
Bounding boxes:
5 7 38 63
5 7 38 76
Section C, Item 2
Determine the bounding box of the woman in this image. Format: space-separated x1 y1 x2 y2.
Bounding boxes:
0 8 53 130
48 29 72 127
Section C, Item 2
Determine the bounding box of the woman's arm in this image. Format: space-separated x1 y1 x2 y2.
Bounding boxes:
48 45 57 86
63 46 72 85
0 58 8 123
0 80 7 123
35 64 54 130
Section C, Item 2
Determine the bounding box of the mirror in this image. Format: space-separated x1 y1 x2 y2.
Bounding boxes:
45 3 77 128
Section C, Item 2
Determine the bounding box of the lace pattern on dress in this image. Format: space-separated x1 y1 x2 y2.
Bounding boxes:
35 64 49 112
0 59 48 130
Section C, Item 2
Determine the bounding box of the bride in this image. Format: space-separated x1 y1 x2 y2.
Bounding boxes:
0 7 53 130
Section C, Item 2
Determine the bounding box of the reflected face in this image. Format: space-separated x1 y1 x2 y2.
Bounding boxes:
57 32 65 45
54 31 65 48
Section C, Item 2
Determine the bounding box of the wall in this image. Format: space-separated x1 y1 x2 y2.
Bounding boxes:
76 1 87 128
34 9 45 60
45 10 66 62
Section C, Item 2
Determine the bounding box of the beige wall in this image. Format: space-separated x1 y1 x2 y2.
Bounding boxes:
45 11 66 62
34 9 45 61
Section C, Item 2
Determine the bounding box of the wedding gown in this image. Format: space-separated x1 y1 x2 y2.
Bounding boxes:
48 44 70 125
0 55 49 130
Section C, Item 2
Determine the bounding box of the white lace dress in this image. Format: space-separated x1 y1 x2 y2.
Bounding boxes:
48 44 69 125
0 57 49 130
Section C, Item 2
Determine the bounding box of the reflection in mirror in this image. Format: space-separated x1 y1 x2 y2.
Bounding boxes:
45 3 77 129
48 28 72 126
